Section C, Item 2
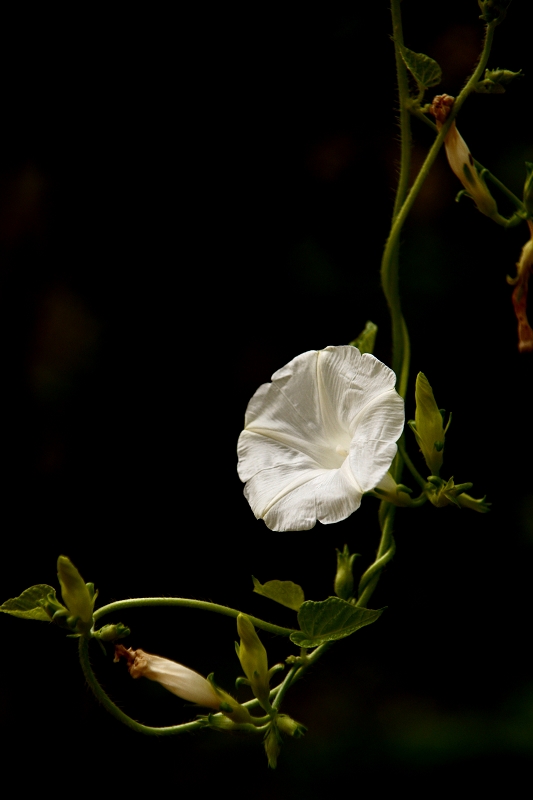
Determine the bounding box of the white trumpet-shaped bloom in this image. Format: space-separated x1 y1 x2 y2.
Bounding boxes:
237 345 404 531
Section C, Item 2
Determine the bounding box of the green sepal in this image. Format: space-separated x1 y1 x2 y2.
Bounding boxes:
277 714 307 739
290 598 383 647
198 713 263 733
399 44 442 92
456 493 491 513
349 320 378 355
0 584 64 622
425 476 489 511
93 622 131 642
252 577 305 611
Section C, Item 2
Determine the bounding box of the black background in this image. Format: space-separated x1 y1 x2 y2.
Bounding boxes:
1 1 532 794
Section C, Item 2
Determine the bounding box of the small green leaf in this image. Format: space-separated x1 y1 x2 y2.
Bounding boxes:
290 597 383 647
0 584 58 621
252 577 305 611
400 45 442 91
349 321 377 355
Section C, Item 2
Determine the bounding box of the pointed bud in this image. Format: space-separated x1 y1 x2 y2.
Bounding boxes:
409 373 449 476
236 614 270 707
264 724 283 769
56 556 95 633
334 544 358 601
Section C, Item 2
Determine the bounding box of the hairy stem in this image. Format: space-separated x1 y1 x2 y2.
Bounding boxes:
94 597 295 638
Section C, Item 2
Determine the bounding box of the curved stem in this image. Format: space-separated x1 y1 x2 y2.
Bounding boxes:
357 504 396 608
382 21 498 388
398 437 427 489
93 598 295 638
79 635 204 736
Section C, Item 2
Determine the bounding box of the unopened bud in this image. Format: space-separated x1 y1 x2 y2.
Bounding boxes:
57 556 95 633
236 614 270 707
334 544 358 601
409 373 450 476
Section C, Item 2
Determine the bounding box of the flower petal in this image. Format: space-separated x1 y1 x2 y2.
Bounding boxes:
129 650 221 709
261 457 363 532
349 389 405 492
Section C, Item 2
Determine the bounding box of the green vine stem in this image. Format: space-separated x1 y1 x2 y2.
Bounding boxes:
382 11 498 389
93 598 295 638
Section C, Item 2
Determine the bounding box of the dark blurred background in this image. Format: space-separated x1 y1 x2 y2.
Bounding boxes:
1 1 532 793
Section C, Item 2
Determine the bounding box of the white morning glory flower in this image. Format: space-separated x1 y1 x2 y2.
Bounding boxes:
237 345 404 531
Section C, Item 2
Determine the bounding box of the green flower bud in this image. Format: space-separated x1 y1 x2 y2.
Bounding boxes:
235 614 270 707
264 724 283 769
334 544 358 601
57 556 96 633
276 714 307 739
93 622 130 642
478 0 512 25
409 373 450 476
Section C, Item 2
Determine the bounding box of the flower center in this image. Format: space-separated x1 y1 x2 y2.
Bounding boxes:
335 445 349 458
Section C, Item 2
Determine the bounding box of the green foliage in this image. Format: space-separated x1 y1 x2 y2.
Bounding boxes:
290 598 383 647
349 321 377 355
0 584 60 621
399 45 442 92
252 577 305 611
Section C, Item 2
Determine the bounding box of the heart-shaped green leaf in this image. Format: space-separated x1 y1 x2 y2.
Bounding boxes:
400 45 442 90
0 584 58 621
290 597 383 647
252 577 305 611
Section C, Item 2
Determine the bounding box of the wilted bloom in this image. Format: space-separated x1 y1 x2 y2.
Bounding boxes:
508 219 533 353
238 345 404 531
430 94 502 222
115 645 252 723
